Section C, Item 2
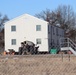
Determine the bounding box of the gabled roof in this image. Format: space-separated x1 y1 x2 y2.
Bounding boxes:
5 14 48 24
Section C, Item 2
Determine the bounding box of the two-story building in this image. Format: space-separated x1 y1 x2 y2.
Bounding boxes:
5 14 64 52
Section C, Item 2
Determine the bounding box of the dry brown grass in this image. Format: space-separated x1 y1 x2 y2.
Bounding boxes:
0 54 76 75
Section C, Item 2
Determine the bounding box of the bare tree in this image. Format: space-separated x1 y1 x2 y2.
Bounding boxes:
35 9 57 25
0 13 9 31
35 9 52 22
55 5 76 30
0 13 9 53
35 5 76 40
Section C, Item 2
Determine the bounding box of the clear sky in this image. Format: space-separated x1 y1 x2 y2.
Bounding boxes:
0 0 76 19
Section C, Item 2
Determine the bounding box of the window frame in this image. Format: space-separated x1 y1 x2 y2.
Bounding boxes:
52 27 55 35
56 28 58 36
36 38 41 44
48 25 50 34
11 39 16 45
36 25 41 31
11 25 16 32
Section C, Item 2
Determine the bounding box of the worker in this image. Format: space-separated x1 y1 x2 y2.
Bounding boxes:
22 41 30 55
33 44 39 54
25 41 35 54
18 42 24 55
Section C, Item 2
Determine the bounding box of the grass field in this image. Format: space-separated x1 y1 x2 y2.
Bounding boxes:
0 54 76 75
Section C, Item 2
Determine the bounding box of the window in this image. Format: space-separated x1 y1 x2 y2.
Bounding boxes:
11 26 16 31
11 39 16 45
57 40 59 45
36 39 41 44
48 25 50 33
56 28 58 36
36 25 41 31
52 27 55 35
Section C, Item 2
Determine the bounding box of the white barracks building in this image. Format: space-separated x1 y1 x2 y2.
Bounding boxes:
5 14 64 52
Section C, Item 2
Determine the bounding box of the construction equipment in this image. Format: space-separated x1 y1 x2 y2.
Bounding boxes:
18 41 39 55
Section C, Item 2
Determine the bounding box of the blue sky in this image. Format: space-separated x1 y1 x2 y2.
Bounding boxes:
0 0 76 19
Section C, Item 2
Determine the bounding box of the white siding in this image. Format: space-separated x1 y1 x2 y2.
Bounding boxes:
5 14 49 52
5 14 64 52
